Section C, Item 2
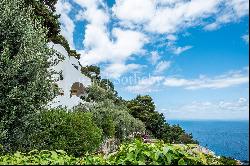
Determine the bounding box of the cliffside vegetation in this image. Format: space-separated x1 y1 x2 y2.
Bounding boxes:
0 0 55 151
0 0 238 165
0 140 238 165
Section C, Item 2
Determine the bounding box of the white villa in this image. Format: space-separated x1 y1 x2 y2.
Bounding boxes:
48 43 91 108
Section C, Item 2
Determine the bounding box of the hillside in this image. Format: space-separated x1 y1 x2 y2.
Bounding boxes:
0 0 240 165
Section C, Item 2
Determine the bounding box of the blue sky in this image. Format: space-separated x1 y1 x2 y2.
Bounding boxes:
56 0 249 120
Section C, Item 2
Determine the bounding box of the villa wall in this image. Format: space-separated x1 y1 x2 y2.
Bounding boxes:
48 43 91 109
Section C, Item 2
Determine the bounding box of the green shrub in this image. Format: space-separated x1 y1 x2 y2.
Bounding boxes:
0 140 235 165
217 156 238 165
76 101 145 141
105 139 220 165
18 109 103 156
83 84 121 103
0 150 79 165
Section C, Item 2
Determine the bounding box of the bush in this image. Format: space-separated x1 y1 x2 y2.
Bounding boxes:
102 140 216 165
83 83 122 104
83 140 229 165
0 140 236 165
0 150 79 165
17 109 103 157
217 156 238 165
76 100 146 140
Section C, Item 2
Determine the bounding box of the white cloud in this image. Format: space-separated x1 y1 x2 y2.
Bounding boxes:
163 67 249 90
167 34 178 41
72 0 148 77
126 67 249 94
56 0 249 78
126 76 165 94
113 0 220 33
230 0 249 17
242 34 249 44
204 0 249 31
103 63 142 79
219 97 249 112
147 0 220 33
80 27 148 66
150 51 161 65
112 0 154 24
172 46 193 55
113 0 249 34
166 36 193 55
55 1 75 49
161 98 249 120
74 0 109 26
203 22 219 31
154 61 171 74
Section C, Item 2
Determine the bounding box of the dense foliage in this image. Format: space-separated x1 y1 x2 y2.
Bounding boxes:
81 65 197 144
0 0 56 150
76 100 145 140
16 109 103 157
81 65 102 80
83 83 122 104
104 140 221 165
0 0 239 165
127 95 197 144
24 0 60 40
0 150 78 165
80 67 145 141
51 34 81 59
24 0 80 59
0 140 238 165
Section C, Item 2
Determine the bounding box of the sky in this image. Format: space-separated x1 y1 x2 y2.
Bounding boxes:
55 0 249 120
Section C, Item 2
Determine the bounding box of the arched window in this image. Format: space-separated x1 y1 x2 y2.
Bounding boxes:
70 82 86 97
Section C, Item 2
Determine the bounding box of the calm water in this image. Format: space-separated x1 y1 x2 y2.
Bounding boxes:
168 120 249 161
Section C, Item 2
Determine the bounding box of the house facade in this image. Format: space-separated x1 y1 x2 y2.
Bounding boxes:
48 43 91 108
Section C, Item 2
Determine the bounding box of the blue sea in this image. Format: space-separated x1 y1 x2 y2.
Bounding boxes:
168 120 249 161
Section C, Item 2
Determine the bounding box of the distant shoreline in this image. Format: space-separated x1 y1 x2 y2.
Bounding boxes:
168 120 249 162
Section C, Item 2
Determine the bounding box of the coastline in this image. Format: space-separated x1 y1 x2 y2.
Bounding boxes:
168 120 249 162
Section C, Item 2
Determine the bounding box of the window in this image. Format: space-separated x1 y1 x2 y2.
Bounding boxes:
70 82 86 97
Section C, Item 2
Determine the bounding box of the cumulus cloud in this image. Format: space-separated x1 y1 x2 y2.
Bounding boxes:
161 98 249 120
80 27 147 65
112 0 154 24
163 67 249 90
113 0 249 34
71 0 148 77
56 0 249 78
204 0 249 31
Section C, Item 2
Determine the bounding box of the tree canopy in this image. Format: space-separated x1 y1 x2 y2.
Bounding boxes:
126 95 197 144
0 0 56 150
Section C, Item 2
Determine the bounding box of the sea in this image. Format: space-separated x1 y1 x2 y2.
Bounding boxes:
168 120 249 162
